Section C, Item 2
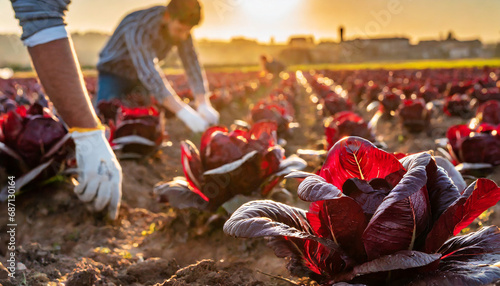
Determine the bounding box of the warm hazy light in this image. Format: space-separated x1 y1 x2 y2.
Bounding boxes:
240 0 301 19
0 0 499 43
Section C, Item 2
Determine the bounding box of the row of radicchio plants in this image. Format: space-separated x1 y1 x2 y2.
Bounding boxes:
224 136 500 285
154 121 306 212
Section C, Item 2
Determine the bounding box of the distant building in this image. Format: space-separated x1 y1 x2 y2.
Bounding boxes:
412 40 447 59
446 39 482 58
278 36 316 65
229 37 259 46
288 36 315 49
414 38 482 59
339 37 411 61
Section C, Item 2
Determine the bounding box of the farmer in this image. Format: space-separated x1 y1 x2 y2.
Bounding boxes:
10 0 122 219
96 0 219 133
260 55 286 78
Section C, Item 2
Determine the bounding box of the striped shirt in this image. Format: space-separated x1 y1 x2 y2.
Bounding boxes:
97 6 208 100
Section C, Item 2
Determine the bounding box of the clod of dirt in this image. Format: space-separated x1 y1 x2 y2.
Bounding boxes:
158 259 265 286
65 258 118 286
120 257 180 285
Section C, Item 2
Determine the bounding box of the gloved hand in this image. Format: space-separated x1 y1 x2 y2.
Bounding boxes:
197 102 220 125
176 104 209 133
71 128 122 220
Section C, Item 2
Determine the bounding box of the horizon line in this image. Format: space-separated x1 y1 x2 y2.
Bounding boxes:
0 30 498 44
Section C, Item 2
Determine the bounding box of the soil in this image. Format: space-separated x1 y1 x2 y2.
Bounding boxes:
0 72 499 286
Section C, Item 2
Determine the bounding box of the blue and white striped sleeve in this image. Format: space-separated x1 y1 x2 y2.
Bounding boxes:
123 25 175 100
178 34 208 96
10 0 71 46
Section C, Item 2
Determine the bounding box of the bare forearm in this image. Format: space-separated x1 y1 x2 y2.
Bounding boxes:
194 92 209 105
162 94 185 114
28 38 100 128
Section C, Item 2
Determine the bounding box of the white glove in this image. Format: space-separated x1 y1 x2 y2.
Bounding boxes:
176 105 209 133
71 129 122 220
197 102 220 125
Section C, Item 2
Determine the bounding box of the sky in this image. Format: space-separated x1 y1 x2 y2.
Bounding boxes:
1 0 499 43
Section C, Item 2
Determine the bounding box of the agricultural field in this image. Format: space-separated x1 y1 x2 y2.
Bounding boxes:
1 62 500 285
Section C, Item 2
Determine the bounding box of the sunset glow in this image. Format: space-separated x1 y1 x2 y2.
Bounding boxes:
0 0 499 43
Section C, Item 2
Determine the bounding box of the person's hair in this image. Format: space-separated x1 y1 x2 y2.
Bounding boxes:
166 0 202 26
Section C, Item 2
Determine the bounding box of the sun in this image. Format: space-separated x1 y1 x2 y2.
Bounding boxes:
240 0 302 21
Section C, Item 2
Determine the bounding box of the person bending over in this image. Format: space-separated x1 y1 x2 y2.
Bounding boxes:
96 0 219 133
10 0 122 219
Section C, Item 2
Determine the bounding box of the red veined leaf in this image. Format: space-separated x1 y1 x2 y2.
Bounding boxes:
334 111 364 124
153 178 210 210
319 137 405 189
324 119 339 151
362 198 416 260
224 200 340 251
249 120 278 147
200 126 228 161
202 151 261 211
259 146 283 178
424 157 461 221
410 186 431 249
180 140 204 197
225 200 349 281
268 235 346 283
120 105 159 119
450 179 500 234
203 132 246 170
363 152 431 259
439 225 500 259
330 250 441 284
3 108 24 146
433 156 467 192
312 197 368 262
417 226 500 285
424 179 500 253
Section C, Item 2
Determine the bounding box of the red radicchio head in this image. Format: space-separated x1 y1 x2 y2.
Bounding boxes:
476 100 500 125
443 93 473 117
225 136 500 285
446 123 500 167
323 91 353 116
324 112 374 150
0 103 73 199
154 122 306 212
398 98 431 133
251 101 293 137
379 91 401 116
98 100 164 158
